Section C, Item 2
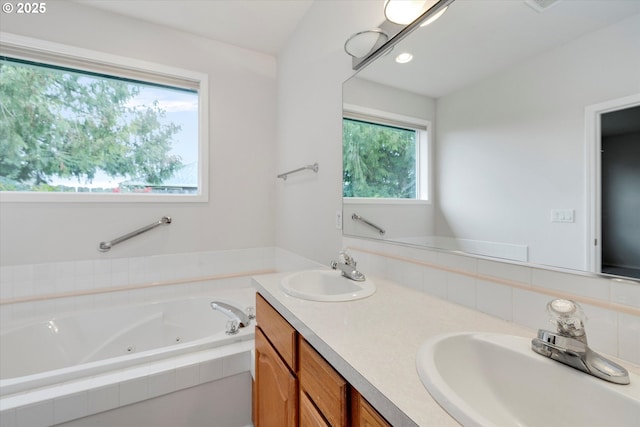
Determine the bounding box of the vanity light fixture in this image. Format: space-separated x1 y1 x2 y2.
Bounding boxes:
384 0 437 25
344 29 389 58
419 5 448 27
395 52 414 63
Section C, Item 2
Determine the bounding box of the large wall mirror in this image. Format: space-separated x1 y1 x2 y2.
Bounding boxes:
342 0 640 281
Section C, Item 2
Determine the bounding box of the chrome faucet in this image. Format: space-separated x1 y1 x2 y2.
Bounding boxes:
330 251 366 281
531 299 630 385
210 301 254 335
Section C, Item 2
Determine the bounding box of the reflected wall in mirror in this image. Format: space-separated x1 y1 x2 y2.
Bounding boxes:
342 0 640 280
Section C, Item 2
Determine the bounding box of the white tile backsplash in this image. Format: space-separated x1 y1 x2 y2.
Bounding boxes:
611 279 640 309
618 313 640 363
477 280 513 321
345 237 640 365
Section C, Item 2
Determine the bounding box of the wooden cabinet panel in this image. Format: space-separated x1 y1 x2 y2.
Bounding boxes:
300 390 331 427
255 328 298 427
351 389 391 427
256 293 297 371
299 337 348 427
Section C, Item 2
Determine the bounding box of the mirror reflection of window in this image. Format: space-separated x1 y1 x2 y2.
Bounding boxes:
342 113 429 201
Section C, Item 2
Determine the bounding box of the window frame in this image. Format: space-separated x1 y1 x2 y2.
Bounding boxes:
342 104 431 204
0 32 209 203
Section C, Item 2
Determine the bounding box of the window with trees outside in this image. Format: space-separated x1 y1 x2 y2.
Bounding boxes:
0 35 207 202
343 113 429 201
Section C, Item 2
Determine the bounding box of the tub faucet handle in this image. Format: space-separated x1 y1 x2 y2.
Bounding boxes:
226 319 240 335
245 306 255 320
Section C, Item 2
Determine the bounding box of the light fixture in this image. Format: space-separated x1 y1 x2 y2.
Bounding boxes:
419 5 448 27
395 52 413 64
384 0 436 25
344 29 389 58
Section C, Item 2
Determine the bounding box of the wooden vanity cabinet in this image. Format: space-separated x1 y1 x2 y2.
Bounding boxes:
255 294 298 427
255 292 391 427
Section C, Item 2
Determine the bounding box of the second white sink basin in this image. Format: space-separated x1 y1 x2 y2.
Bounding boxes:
416 332 640 427
280 270 375 302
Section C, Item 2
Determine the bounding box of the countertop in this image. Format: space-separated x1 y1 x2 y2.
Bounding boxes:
253 272 546 426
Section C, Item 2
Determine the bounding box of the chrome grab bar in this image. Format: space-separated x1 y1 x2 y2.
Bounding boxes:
277 163 319 180
99 216 172 252
352 213 385 235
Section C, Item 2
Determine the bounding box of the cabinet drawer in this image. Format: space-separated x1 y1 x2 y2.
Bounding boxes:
299 337 348 427
256 293 297 371
300 390 331 427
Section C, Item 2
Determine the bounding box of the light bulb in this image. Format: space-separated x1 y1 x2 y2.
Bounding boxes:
384 0 430 25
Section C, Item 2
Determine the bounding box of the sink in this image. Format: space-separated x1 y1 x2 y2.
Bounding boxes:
416 332 640 427
280 270 375 302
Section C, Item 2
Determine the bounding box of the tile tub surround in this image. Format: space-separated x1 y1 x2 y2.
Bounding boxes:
0 246 323 306
253 272 640 427
343 237 640 365
0 340 253 427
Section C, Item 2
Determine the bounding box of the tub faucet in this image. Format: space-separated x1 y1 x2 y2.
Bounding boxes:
531 299 630 385
210 301 254 335
330 251 365 282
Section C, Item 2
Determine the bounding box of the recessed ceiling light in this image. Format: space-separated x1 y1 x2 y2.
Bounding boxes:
395 52 413 64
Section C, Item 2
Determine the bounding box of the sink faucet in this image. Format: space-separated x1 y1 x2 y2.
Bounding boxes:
531 299 630 385
210 301 254 335
330 251 366 281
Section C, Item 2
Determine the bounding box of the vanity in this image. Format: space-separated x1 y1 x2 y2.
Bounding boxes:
250 271 640 426
253 291 389 426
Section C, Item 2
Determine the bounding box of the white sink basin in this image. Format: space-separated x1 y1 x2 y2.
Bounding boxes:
416 332 640 427
280 270 375 302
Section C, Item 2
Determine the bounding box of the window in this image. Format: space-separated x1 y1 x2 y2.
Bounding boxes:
343 110 429 201
0 34 208 202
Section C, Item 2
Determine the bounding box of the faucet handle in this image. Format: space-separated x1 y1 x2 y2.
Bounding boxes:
546 299 586 339
339 250 356 267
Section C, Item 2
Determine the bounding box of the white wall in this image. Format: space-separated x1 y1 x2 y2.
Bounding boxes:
275 0 382 263
435 14 640 270
0 1 277 266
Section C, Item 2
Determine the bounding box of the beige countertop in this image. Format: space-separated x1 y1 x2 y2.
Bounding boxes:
253 272 548 426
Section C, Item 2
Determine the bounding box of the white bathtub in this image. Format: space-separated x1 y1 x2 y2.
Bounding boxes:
0 284 256 426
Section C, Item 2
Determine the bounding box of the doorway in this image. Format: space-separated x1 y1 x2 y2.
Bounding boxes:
586 95 640 279
600 105 640 279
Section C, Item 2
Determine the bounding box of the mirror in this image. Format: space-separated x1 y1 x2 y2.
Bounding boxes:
342 0 640 280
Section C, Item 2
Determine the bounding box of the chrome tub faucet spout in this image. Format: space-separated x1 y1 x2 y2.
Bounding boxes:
210 301 254 335
531 299 630 385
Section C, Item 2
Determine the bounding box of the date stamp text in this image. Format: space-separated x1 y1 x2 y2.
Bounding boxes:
2 2 47 14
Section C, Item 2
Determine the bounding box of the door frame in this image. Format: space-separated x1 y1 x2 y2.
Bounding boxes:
585 93 640 273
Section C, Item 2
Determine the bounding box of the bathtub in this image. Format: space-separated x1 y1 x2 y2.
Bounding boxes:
0 283 256 426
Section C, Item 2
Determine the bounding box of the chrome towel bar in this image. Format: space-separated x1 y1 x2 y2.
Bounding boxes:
99 216 172 252
277 163 319 180
352 213 385 235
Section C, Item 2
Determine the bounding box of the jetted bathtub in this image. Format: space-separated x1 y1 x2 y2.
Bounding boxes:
0 285 256 426
1 289 255 394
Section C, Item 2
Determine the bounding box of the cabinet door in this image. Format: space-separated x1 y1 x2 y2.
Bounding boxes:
300 390 330 427
351 389 391 427
255 327 298 427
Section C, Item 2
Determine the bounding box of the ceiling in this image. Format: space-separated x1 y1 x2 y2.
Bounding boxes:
75 0 315 55
357 0 640 98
